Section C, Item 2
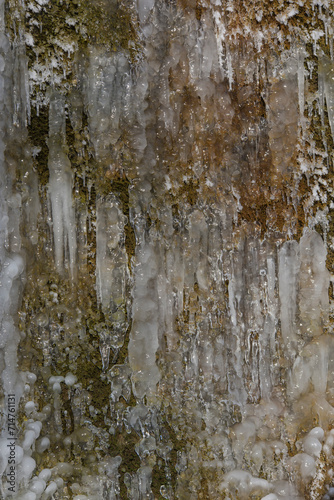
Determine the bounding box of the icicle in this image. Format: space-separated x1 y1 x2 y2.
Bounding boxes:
96 195 128 314
99 331 111 372
318 57 325 129
137 0 155 24
226 42 233 91
128 236 161 402
310 337 329 394
278 241 300 354
10 37 31 127
319 56 334 142
312 29 325 57
299 230 329 337
12 44 31 127
324 17 328 46
48 92 77 277
298 51 305 125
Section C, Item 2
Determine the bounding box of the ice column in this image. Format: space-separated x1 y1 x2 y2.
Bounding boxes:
298 50 305 125
128 232 161 402
227 245 248 407
278 240 300 353
279 231 329 351
96 195 129 368
13 44 30 127
259 256 277 399
0 19 26 498
299 230 329 337
283 231 330 400
267 66 298 176
48 92 76 276
0 15 24 400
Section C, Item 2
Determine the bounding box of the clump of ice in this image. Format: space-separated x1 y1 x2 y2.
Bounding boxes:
137 0 155 23
65 373 77 386
36 437 50 453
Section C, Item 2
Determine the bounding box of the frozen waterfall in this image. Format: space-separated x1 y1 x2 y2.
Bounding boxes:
1 0 334 499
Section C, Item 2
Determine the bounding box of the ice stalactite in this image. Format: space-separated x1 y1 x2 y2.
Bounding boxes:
267 59 299 177
128 220 161 402
299 230 329 337
13 44 30 128
319 55 334 143
137 0 155 24
298 49 306 127
96 195 129 369
48 92 76 277
0 6 24 417
96 196 128 314
278 240 300 354
286 230 330 409
260 255 277 400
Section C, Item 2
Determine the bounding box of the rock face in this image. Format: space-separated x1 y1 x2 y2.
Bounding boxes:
1 0 334 498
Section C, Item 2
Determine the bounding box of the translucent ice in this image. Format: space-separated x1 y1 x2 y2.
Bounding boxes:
299 230 329 337
278 241 300 351
319 56 334 141
48 92 76 276
137 0 155 23
129 240 160 400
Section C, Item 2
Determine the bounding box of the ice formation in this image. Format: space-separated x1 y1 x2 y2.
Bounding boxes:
2 0 334 498
48 92 76 277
